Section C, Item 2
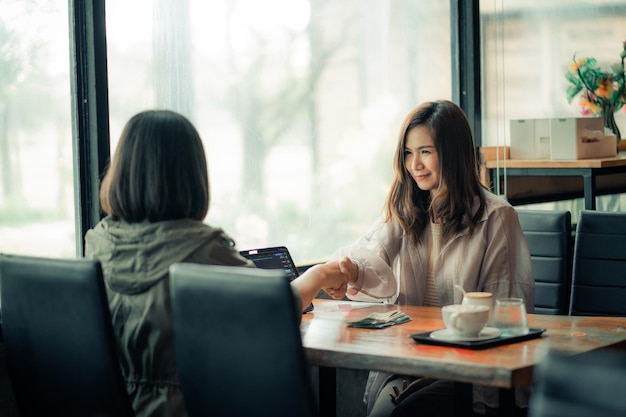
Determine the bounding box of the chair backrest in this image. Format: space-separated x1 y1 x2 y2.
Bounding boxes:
529 348 626 417
169 263 318 417
517 210 572 315
0 254 134 417
570 210 626 316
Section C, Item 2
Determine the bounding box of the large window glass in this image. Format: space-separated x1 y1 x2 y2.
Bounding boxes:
0 1 74 257
106 0 451 263
480 0 626 219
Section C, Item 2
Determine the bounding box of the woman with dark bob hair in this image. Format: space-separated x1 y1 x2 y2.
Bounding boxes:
302 100 534 417
85 109 345 417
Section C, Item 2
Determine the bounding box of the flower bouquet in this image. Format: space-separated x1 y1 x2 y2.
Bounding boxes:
566 41 626 149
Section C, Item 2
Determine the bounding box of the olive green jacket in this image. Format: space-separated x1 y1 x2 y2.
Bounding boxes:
85 217 251 417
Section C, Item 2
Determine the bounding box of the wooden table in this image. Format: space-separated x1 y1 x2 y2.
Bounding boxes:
301 300 626 417
482 154 626 209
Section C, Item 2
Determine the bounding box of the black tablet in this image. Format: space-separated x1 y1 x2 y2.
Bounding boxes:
239 246 314 313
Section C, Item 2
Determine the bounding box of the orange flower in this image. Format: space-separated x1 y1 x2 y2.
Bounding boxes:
568 58 585 73
595 77 613 99
579 97 601 115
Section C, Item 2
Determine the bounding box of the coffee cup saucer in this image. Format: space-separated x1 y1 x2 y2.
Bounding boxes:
430 327 501 342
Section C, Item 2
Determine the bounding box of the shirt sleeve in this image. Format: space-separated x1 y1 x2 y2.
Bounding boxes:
329 216 403 303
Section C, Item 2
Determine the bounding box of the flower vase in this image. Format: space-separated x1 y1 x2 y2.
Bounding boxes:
602 103 621 151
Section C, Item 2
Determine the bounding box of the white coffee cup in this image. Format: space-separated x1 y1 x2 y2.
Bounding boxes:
462 291 493 324
442 304 490 338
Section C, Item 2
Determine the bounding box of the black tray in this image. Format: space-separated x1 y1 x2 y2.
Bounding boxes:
409 327 546 350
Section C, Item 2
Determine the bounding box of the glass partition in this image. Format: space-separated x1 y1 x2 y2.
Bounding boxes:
106 0 452 263
480 0 626 219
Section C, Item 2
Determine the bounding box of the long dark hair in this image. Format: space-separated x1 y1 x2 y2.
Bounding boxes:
99 109 210 223
384 100 486 244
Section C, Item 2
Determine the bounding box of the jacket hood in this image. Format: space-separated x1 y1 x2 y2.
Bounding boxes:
85 217 223 294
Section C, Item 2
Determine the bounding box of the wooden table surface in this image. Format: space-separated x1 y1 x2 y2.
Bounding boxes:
301 299 626 389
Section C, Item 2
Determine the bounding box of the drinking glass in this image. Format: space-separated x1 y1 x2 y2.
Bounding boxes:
492 298 529 337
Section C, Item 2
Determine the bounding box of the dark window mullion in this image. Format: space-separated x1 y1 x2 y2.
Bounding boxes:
450 0 482 146
68 0 111 256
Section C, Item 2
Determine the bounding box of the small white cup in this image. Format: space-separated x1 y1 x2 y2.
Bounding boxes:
462 292 493 324
441 304 490 338
462 291 493 308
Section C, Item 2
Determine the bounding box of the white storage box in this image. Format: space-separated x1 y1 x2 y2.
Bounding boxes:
550 117 616 160
510 119 551 159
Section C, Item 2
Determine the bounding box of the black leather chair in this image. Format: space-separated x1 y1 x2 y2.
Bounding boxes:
169 263 318 417
0 254 134 417
569 210 626 316
517 210 572 315
528 348 626 417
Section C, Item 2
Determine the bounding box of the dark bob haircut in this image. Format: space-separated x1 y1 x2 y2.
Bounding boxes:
99 109 210 223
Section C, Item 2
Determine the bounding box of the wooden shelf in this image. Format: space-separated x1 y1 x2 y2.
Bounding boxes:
478 147 626 209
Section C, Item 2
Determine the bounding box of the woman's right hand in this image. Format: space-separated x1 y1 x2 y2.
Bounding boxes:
338 256 358 284
321 257 357 299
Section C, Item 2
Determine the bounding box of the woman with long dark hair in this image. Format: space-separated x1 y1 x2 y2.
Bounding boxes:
305 100 533 417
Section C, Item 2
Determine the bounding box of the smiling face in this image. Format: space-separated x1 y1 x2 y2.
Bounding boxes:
404 126 441 194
